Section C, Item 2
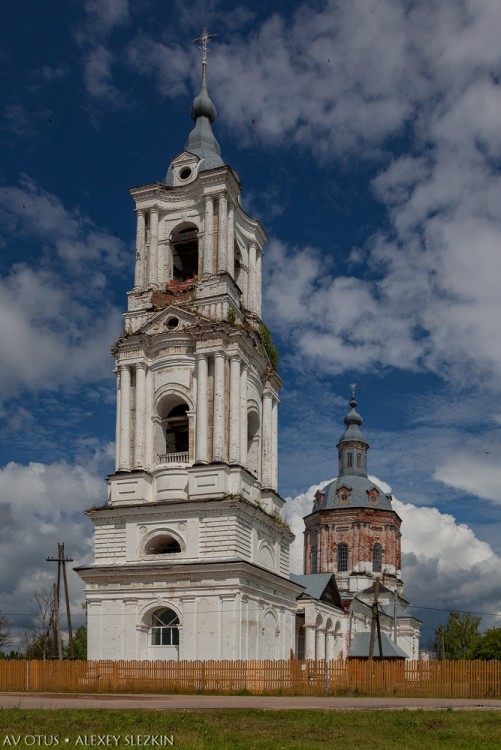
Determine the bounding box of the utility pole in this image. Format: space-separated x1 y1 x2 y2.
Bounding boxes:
368 578 383 661
47 543 74 660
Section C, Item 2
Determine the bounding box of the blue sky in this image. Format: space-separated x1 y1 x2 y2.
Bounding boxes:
2 0 501 647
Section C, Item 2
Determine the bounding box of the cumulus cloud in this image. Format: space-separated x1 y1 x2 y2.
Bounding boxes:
77 0 130 103
0 449 111 641
0 177 127 399
283 476 501 638
435 450 501 505
125 2 501 395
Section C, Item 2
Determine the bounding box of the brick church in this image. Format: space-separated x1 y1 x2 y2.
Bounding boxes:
76 32 421 661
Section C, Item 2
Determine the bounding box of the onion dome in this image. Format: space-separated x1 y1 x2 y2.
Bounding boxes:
164 60 224 184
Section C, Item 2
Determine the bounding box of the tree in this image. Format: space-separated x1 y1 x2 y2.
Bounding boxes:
21 587 57 660
434 610 481 660
64 626 87 660
471 628 501 660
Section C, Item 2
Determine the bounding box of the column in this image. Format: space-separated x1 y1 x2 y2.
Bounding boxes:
229 354 241 464
240 364 248 468
118 364 131 471
256 249 262 317
305 626 316 660
248 242 257 313
272 398 278 491
134 209 145 289
226 203 234 278
115 369 121 470
195 354 208 463
134 363 146 468
212 351 225 462
261 389 273 487
148 208 159 288
316 629 326 661
144 367 153 469
241 244 248 305
217 192 227 273
325 631 336 661
203 195 214 276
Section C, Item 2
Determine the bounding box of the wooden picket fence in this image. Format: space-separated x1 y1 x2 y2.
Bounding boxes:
0 659 499 698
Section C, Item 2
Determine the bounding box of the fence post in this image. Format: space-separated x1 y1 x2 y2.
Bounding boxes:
25 661 29 692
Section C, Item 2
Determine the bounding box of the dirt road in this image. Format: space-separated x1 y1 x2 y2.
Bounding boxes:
0 692 499 711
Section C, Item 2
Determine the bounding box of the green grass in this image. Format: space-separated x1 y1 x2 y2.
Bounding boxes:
0 710 499 749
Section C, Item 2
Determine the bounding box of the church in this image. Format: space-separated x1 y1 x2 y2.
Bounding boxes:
77 34 420 662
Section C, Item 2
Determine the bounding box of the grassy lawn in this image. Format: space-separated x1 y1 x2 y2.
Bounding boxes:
0 709 499 750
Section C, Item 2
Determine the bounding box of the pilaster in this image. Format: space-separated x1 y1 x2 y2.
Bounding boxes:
118 364 131 471
212 351 225 462
229 354 241 464
217 192 227 273
134 209 145 289
203 195 214 276
149 208 159 287
134 363 146 469
195 353 209 463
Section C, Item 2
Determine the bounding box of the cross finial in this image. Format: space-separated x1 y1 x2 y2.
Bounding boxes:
350 382 357 400
193 27 217 65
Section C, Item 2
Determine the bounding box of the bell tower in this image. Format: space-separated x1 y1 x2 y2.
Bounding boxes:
78 32 301 661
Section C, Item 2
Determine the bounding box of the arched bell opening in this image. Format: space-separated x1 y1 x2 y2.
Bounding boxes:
247 408 260 477
156 395 190 464
170 223 199 282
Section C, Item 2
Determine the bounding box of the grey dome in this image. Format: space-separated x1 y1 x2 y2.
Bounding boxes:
316 475 393 511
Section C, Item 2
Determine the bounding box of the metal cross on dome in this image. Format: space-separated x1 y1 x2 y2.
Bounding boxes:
193 27 217 64
350 382 358 400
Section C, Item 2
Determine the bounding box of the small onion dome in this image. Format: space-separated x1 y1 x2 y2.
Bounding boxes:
338 397 367 444
190 64 217 123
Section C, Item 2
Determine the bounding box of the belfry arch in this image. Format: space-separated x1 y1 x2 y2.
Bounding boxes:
170 222 199 281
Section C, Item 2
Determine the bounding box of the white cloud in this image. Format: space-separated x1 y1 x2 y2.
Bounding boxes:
84 45 121 102
434 451 501 505
283 475 501 634
0 451 111 642
0 178 126 399
124 0 501 393
85 0 129 33
77 0 130 103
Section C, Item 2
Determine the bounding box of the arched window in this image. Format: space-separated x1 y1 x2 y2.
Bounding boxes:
357 452 363 468
145 533 182 555
171 225 198 281
150 609 180 646
164 403 189 454
347 453 353 468
373 543 382 573
337 543 348 572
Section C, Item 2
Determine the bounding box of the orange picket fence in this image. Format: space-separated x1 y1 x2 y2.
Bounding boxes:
0 659 499 698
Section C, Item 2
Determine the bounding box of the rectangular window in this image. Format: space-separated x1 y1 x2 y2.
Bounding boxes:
337 543 348 572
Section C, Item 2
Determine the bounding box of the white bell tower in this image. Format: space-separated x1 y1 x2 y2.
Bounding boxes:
78 31 301 661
